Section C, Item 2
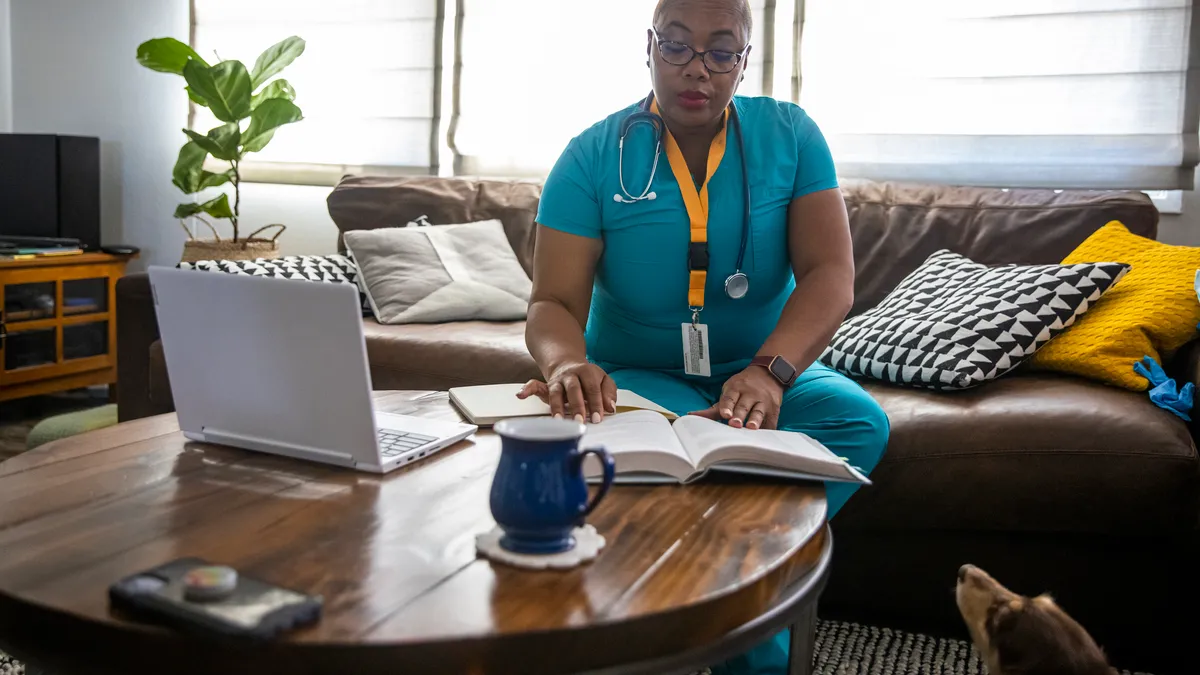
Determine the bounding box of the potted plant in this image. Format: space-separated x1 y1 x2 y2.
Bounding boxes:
136 35 305 262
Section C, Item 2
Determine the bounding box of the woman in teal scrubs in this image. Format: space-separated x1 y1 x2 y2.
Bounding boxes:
520 0 888 671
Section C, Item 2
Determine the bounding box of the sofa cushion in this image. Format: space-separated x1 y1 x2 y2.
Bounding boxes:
327 176 543 276
362 320 540 391
1029 221 1200 391
345 220 532 324
840 180 1159 318
178 254 372 317
821 250 1129 390
836 375 1199 536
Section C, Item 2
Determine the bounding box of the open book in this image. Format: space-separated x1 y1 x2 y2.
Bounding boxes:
580 410 871 485
448 383 677 426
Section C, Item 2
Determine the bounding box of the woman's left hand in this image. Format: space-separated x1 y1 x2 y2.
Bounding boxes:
690 366 784 430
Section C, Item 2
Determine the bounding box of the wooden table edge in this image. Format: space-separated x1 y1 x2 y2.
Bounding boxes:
579 524 834 675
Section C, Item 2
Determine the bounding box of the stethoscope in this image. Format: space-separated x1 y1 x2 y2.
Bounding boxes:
614 93 751 301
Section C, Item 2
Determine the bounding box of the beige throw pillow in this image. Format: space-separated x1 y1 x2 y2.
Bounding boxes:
344 220 531 324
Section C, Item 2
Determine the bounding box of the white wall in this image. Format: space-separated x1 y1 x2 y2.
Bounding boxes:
228 183 338 256
8 0 337 268
1157 174 1200 247
0 0 11 133
10 0 188 266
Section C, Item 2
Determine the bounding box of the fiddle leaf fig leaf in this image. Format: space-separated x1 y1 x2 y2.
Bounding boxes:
250 37 305 90
137 38 209 75
251 79 295 111
173 202 204 219
199 193 234 219
182 122 240 161
183 60 252 122
207 122 241 159
182 129 221 158
174 193 233 220
186 86 208 107
241 99 302 153
171 142 208 194
197 170 234 191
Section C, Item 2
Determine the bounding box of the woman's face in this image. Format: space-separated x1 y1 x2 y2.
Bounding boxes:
648 0 750 132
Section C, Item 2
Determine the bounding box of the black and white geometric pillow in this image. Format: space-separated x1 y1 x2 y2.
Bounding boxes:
820 250 1129 390
178 254 373 317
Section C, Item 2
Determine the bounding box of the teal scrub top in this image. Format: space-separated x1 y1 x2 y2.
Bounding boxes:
535 95 838 380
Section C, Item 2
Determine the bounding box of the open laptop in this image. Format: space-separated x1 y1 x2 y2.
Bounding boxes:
147 266 477 473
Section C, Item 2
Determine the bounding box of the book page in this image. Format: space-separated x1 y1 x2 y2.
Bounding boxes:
449 384 676 423
579 410 695 482
671 415 866 484
615 390 678 419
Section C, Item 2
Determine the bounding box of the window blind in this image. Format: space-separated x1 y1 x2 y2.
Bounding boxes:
797 0 1200 190
192 0 444 182
451 0 771 176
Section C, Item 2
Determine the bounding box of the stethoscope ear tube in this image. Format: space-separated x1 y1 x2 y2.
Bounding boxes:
614 110 664 204
615 92 753 300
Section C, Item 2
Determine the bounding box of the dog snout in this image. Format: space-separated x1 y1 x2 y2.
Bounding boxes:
958 564 975 583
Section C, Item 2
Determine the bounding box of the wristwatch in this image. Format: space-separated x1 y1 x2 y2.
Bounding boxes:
751 355 799 388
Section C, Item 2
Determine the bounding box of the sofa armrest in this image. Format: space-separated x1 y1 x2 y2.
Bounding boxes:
116 273 167 422
1169 340 1200 389
1168 340 1200 439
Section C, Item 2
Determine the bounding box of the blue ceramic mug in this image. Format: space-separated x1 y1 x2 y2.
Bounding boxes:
489 417 616 555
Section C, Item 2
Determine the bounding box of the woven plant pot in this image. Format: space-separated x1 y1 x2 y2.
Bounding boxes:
179 223 286 263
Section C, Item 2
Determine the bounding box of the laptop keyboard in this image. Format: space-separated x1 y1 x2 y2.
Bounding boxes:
378 430 439 458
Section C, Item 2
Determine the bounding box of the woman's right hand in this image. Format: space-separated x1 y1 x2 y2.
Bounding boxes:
517 361 617 423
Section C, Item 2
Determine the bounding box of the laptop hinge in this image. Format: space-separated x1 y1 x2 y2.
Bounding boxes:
200 427 358 468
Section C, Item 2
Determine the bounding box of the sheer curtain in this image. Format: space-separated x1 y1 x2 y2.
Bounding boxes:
797 0 1199 189
192 0 445 182
451 0 770 176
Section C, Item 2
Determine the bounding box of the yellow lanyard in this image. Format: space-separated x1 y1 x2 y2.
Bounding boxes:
651 100 728 310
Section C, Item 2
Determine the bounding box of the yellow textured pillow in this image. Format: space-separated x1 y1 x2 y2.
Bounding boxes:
1028 221 1200 390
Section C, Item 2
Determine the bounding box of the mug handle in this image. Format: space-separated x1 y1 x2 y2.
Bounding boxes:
576 446 616 518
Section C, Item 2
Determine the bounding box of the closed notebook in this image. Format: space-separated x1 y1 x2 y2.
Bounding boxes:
448 383 677 426
579 410 870 486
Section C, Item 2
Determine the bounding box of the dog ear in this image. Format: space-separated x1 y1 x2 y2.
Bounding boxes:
988 599 1064 675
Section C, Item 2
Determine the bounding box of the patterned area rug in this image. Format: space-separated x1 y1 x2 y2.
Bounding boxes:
0 619 1156 674
0 654 23 675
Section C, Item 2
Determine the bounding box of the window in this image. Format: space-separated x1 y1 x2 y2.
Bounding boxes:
797 0 1200 190
191 0 1198 192
191 0 445 183
449 0 773 176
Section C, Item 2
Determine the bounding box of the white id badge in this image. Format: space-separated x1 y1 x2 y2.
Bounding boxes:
681 322 712 377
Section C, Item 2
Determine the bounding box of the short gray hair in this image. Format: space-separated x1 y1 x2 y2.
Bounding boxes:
652 0 753 41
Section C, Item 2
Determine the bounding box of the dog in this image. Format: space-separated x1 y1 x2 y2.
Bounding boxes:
956 564 1118 675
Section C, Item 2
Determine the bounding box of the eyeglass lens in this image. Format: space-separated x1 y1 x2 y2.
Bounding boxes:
657 40 741 73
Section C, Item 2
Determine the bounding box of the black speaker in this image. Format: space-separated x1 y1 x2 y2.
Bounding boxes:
0 134 101 250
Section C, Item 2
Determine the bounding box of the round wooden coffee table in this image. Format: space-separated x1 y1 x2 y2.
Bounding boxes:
0 391 831 675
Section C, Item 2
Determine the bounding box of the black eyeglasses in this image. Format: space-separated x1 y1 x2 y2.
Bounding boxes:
652 28 748 74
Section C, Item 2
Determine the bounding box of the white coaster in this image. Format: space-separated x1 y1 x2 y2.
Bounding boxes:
475 524 606 570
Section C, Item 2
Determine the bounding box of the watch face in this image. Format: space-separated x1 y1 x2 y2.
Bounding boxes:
769 357 797 384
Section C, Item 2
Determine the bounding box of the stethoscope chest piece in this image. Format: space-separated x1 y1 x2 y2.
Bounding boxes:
725 272 750 300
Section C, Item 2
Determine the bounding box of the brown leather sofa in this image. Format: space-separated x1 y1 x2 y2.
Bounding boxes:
117 177 1199 673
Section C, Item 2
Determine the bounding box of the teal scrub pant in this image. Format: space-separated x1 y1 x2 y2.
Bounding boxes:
607 362 890 675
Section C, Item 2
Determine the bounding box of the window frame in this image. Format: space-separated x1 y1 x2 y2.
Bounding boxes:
189 0 448 186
